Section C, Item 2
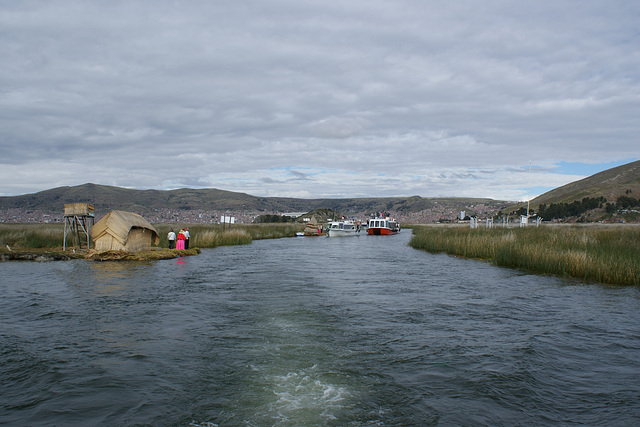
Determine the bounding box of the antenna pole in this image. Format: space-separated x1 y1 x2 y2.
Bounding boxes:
527 161 531 217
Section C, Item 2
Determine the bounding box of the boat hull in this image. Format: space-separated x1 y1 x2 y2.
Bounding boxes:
366 217 400 235
327 229 359 237
367 227 398 235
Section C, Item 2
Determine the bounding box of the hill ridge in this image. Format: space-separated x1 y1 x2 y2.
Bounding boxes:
2 160 639 221
528 160 640 208
0 182 505 216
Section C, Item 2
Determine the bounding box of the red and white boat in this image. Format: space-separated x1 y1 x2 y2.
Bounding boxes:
367 217 400 235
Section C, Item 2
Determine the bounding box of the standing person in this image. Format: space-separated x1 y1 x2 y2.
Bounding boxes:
184 227 190 249
176 228 186 250
167 229 176 249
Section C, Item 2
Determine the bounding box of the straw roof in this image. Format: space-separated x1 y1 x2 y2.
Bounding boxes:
91 210 159 246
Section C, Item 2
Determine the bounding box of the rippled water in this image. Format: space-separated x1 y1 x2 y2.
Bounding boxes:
2 232 640 425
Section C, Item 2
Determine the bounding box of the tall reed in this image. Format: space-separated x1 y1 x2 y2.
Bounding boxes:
0 224 64 249
154 223 304 248
409 225 640 286
0 223 304 251
193 229 252 247
237 223 304 240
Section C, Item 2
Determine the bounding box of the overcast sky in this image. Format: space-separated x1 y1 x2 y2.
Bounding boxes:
1 1 638 201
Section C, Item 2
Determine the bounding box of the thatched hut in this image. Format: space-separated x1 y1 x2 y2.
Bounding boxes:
91 210 159 252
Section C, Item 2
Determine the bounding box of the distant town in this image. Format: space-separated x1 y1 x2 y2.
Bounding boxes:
0 203 501 224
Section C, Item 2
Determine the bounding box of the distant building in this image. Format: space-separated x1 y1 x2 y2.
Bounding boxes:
91 210 159 252
282 212 306 218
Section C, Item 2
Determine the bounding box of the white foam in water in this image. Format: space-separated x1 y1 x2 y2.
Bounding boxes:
268 365 352 422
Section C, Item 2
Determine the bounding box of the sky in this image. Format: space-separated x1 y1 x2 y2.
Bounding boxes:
1 1 639 201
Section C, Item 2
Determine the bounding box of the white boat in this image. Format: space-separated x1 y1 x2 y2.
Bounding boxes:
326 220 361 237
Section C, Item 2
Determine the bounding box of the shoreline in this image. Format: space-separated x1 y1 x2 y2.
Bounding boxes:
408 224 640 287
0 223 302 261
1 249 83 261
1 247 201 262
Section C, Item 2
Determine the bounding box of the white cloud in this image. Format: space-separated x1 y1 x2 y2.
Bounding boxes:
308 117 371 139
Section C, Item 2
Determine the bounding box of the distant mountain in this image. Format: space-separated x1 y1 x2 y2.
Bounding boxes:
527 160 640 210
0 183 507 216
6 161 637 220
0 183 286 212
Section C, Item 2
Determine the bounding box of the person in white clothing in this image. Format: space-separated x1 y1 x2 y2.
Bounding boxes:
167 229 176 249
184 228 190 249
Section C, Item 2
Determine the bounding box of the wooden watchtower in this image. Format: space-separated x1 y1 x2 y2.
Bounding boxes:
63 203 95 250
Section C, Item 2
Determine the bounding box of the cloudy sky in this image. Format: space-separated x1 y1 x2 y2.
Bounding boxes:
1 1 638 201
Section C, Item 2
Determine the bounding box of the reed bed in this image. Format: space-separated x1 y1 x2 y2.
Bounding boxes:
193 229 252 247
1 222 304 252
409 224 640 286
0 224 64 249
154 223 303 248
236 223 304 240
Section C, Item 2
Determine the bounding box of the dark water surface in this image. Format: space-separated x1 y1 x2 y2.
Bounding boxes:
2 232 640 426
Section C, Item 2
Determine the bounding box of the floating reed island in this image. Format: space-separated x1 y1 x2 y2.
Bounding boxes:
84 247 200 261
0 223 304 261
409 224 640 287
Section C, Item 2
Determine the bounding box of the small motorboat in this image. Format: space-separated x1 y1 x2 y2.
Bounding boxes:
326 220 361 237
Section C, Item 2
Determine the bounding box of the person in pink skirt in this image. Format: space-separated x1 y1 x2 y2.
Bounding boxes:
176 228 186 249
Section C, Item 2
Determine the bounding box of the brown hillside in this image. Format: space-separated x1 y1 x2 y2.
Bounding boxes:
0 183 509 216
527 160 640 209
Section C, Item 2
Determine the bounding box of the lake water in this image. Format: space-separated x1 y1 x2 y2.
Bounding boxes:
2 232 640 426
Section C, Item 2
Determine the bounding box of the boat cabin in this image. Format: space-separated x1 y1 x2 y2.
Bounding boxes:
328 221 356 231
367 217 400 235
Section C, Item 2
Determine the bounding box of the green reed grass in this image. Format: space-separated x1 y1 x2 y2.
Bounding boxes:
154 223 304 249
0 224 64 249
1 222 304 252
409 225 640 286
194 229 252 247
237 223 304 240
